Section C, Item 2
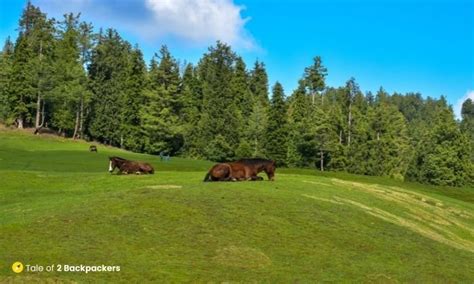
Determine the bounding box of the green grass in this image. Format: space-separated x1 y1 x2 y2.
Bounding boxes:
1 129 473 282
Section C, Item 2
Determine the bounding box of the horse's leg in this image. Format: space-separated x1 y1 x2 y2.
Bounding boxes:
252 176 264 181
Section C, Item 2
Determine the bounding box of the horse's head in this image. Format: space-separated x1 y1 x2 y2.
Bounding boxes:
109 157 124 173
264 160 276 181
109 157 115 173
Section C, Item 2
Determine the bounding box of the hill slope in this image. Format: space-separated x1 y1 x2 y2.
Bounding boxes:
0 129 473 282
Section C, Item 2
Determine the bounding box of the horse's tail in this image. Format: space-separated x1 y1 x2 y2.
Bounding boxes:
203 171 211 182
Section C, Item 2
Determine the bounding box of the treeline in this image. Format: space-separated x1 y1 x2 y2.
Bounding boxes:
0 3 473 186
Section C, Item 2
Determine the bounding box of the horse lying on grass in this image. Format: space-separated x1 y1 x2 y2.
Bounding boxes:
204 158 276 182
109 156 154 174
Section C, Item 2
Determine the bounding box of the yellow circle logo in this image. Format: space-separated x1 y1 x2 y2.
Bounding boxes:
12 262 24 273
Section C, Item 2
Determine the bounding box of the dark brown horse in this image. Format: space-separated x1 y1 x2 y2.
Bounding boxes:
204 158 276 182
109 156 154 174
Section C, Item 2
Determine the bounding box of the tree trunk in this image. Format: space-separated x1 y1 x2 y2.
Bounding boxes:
73 108 80 139
17 117 24 129
35 40 43 130
377 131 380 141
78 96 84 139
339 130 342 144
320 149 324 171
347 103 352 146
35 41 44 133
254 137 258 157
35 94 41 129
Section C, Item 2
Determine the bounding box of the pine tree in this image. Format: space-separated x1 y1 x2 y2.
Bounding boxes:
287 80 309 166
287 80 314 166
9 2 55 129
197 41 241 161
298 105 338 170
245 99 268 157
366 89 411 179
180 63 203 157
76 21 94 138
232 57 253 119
304 56 327 105
407 99 472 186
249 60 269 106
87 29 130 145
265 82 288 166
461 98 474 162
140 45 182 154
0 37 14 123
344 77 363 148
50 13 90 136
120 46 146 151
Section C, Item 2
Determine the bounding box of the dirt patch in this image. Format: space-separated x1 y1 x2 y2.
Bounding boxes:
213 246 271 269
144 185 182 189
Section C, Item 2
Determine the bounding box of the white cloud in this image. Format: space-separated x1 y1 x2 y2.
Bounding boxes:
34 0 255 49
145 0 253 48
454 90 474 119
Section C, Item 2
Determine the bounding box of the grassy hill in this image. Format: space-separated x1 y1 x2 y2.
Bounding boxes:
1 129 473 282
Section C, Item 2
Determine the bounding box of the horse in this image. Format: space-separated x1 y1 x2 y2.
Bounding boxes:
108 156 154 174
203 158 276 182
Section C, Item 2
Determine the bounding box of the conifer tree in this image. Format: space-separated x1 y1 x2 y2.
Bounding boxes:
407 100 472 186
304 56 327 105
366 88 411 179
245 99 268 157
0 38 14 123
9 2 55 129
287 80 309 166
232 57 253 119
140 45 182 154
120 47 146 151
345 77 359 146
50 13 90 136
76 21 94 138
461 98 474 161
180 63 203 157
249 60 269 106
87 29 130 145
197 41 241 161
265 82 288 166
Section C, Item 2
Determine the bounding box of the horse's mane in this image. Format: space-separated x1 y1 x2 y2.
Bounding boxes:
235 158 274 165
110 156 128 161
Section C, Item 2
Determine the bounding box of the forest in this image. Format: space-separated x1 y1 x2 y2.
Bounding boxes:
0 3 473 187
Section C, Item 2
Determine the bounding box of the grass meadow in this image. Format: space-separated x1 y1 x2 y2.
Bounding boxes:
1 129 473 282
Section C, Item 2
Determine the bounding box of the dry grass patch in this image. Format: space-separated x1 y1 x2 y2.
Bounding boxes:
144 185 182 190
302 178 474 253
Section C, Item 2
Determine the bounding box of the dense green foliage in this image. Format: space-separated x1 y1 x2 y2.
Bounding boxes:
0 3 472 186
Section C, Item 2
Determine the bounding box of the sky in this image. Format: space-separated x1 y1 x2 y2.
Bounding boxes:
0 0 473 117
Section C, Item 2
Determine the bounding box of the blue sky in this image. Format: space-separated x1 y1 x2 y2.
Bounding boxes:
1 0 473 117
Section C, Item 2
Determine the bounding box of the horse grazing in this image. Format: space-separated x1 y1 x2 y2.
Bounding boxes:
204 158 276 182
108 156 154 174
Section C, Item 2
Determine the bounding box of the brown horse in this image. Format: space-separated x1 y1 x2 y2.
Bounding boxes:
109 156 154 174
203 158 276 182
